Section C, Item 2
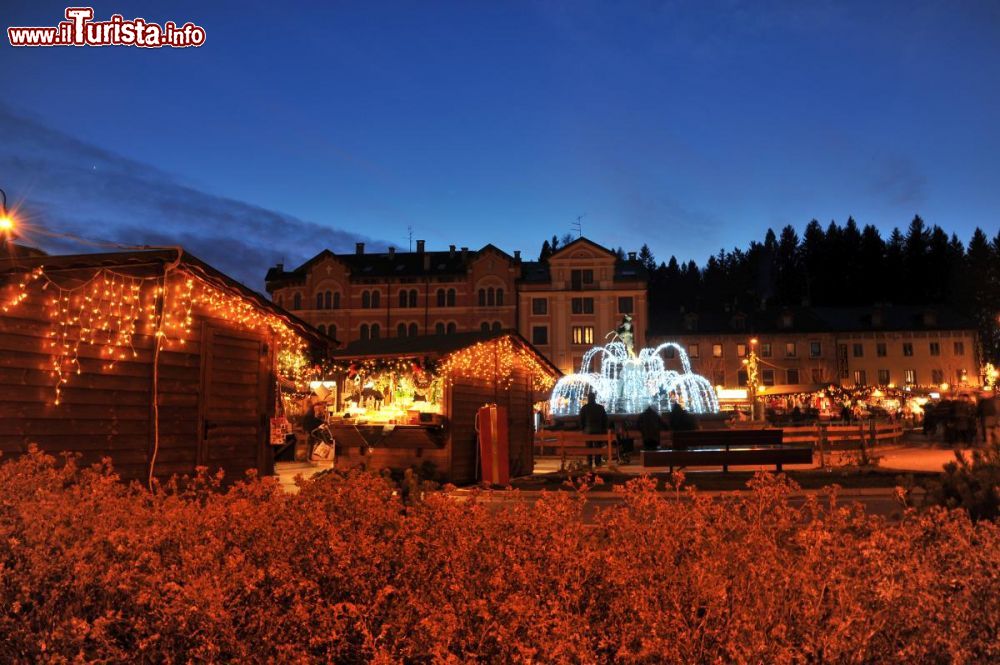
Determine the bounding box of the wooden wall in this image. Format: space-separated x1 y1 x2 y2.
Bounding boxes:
0 268 276 483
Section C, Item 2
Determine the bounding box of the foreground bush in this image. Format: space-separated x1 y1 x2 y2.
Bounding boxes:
0 449 997 663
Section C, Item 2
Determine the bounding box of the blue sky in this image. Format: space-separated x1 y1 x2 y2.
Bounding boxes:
3 1 999 287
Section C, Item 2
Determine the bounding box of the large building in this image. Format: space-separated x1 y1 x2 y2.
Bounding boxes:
264 237 647 373
649 305 981 391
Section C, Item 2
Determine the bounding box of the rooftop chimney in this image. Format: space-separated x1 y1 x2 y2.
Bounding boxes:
355 242 365 255
513 250 521 261
416 239 425 254
628 251 637 261
461 246 468 261
388 246 395 259
276 262 284 272
449 244 456 258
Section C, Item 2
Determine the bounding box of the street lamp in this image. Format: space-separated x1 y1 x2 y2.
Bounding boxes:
743 337 760 420
0 189 15 243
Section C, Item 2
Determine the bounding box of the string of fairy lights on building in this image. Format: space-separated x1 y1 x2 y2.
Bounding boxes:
1 263 310 404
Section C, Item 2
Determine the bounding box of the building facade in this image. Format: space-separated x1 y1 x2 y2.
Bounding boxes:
265 237 647 374
518 238 647 374
648 305 981 392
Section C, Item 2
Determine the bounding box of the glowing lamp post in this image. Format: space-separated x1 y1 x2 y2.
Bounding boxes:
0 189 14 243
742 337 761 420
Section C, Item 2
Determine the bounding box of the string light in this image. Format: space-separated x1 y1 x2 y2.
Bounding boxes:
2 265 308 404
436 336 556 391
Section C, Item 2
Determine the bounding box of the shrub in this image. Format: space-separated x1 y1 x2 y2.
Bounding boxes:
925 440 1000 521
0 447 997 663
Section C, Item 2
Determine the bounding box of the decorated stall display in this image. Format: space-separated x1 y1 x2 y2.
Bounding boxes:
325 331 559 483
0 249 329 484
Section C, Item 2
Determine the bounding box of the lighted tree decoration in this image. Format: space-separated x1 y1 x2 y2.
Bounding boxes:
984 363 999 391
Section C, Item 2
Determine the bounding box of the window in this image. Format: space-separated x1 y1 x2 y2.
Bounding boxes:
737 369 748 386
931 369 944 385
584 269 594 284
447 289 456 307
532 298 547 315
496 289 504 306
409 322 418 336
370 323 380 339
446 322 457 334
570 269 594 290
785 342 796 357
532 326 549 345
437 289 446 307
359 323 369 340
491 321 502 333
618 297 634 314
956 368 967 383
853 369 867 386
712 344 723 358
852 343 864 358
760 342 772 358
737 343 747 358
787 369 800 385
317 324 326 335
902 343 913 357
399 290 408 308
929 342 940 356
478 289 486 306
316 292 325 310
713 370 726 387
332 292 340 309
809 341 822 357
904 369 916 385
325 291 333 309
954 341 965 356
571 297 594 314
480 322 490 332
362 291 370 309
487 287 495 306
811 368 824 384
762 369 775 386
877 369 890 386
876 342 887 357
688 344 699 358
572 326 595 345
292 293 301 310
435 322 445 335
398 322 408 337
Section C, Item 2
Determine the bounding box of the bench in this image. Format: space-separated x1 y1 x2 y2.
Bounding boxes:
641 429 812 472
534 430 618 469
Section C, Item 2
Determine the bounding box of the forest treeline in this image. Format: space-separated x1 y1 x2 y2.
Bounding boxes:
538 215 1000 363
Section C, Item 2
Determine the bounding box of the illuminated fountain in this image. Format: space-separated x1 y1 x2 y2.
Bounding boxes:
549 317 719 417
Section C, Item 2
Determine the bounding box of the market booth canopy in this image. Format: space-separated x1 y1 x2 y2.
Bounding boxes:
325 330 560 483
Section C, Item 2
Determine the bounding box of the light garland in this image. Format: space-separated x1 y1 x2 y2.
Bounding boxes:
1 265 308 404
437 336 556 391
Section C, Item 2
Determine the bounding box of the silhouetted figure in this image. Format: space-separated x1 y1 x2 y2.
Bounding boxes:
579 392 609 466
636 406 667 450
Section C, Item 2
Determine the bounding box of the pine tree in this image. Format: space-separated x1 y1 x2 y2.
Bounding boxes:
637 244 656 271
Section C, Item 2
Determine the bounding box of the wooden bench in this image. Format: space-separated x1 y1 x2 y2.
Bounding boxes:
641 429 812 472
534 430 618 469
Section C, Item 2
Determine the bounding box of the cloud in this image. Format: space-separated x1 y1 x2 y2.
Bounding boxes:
0 105 380 290
868 156 926 207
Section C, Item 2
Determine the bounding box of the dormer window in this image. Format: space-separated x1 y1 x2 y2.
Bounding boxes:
684 313 698 331
922 310 937 327
780 312 793 329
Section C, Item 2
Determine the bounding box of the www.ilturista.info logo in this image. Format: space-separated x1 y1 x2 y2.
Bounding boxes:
8 7 206 48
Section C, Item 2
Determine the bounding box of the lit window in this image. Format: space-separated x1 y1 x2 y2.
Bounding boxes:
853 370 867 386
572 326 594 345
904 369 916 385
712 344 723 358
688 344 699 358
737 343 747 357
785 342 796 357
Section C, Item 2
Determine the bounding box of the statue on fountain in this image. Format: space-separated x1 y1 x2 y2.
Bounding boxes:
606 314 636 357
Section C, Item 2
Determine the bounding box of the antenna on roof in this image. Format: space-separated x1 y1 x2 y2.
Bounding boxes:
572 214 585 238
407 225 413 252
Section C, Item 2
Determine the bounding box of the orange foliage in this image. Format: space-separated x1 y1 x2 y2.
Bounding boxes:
0 448 998 663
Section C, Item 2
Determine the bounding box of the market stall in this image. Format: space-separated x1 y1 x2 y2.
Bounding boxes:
319 330 559 483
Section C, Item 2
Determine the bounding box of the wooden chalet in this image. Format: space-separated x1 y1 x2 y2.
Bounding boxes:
327 330 559 483
0 249 329 483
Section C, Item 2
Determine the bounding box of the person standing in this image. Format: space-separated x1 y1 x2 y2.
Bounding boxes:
636 405 666 450
579 392 609 466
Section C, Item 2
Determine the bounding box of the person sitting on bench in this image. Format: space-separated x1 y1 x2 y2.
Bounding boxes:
579 392 609 466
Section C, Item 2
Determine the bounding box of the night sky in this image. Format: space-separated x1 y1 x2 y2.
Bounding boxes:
3 1 999 288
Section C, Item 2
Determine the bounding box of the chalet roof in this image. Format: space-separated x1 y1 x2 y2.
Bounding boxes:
330 329 561 377
650 305 977 336
0 248 333 346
